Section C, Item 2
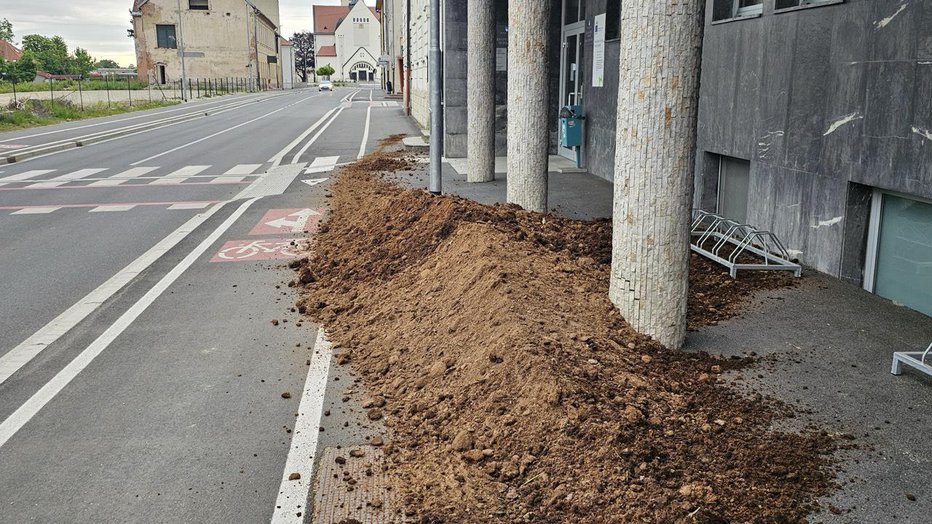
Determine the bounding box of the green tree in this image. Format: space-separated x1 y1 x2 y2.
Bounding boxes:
0 54 36 83
0 19 13 42
316 65 335 77
21 35 69 74
290 31 314 82
68 48 95 76
95 59 120 69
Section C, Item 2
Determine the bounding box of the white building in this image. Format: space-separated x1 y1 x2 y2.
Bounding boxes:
312 0 381 82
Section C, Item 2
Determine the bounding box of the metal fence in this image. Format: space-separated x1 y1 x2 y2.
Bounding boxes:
0 76 267 110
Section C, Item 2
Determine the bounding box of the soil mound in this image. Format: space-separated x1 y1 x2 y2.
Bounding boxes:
293 152 835 523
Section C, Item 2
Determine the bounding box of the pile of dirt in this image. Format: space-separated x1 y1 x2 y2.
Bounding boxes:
292 149 837 523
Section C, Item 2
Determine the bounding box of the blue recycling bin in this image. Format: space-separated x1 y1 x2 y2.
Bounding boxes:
559 105 583 148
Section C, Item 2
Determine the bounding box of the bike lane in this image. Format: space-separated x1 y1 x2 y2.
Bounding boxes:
0 178 331 522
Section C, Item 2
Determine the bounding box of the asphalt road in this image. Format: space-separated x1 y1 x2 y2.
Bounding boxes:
0 86 417 523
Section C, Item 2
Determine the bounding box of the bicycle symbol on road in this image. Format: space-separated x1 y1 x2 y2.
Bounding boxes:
210 239 304 263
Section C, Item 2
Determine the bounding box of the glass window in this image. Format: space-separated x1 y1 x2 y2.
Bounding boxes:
606 1 621 41
735 0 763 17
189 0 208 10
712 0 762 21
156 25 177 49
564 0 583 25
775 0 838 10
874 195 932 317
717 156 750 223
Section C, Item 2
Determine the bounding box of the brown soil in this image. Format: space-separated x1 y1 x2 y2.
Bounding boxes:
292 149 837 523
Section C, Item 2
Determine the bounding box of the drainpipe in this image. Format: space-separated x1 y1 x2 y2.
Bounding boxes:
428 0 442 194
404 0 411 115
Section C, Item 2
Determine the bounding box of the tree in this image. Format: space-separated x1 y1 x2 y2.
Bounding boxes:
0 18 13 42
316 64 335 77
290 31 314 82
0 54 36 83
95 59 120 69
608 0 704 349
21 35 69 74
68 48 95 76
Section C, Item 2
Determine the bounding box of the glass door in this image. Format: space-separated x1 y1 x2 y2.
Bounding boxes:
558 24 585 162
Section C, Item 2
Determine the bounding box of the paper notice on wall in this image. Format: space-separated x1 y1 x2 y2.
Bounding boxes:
496 48 507 72
592 13 606 87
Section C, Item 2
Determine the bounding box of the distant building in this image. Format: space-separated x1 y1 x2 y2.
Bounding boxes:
280 37 296 89
0 40 22 62
33 71 82 83
312 0 381 82
131 0 282 88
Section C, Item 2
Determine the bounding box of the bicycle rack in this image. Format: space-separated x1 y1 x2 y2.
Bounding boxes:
690 210 802 278
891 342 932 378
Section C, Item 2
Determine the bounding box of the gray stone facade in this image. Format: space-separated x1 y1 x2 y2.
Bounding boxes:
693 0 932 282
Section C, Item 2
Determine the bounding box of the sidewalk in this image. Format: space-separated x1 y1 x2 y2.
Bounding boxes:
387 160 932 521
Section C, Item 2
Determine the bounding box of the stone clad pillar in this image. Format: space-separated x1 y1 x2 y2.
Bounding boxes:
467 0 496 183
506 1 551 212
609 0 704 349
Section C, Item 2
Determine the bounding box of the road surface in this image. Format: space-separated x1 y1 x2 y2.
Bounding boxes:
0 86 416 523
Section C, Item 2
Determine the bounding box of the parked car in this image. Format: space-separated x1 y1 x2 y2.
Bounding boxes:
319 78 332 92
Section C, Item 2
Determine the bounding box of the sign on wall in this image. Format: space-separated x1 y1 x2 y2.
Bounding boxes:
496 48 507 72
592 13 606 87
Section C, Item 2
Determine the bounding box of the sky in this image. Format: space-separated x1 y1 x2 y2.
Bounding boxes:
1 0 373 67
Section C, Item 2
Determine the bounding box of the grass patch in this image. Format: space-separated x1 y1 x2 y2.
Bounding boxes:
0 99 180 132
0 80 149 94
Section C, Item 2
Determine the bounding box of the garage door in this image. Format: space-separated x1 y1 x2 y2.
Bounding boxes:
872 194 932 317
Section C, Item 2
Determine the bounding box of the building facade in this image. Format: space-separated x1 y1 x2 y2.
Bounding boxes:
312 0 381 82
382 0 932 328
131 0 282 88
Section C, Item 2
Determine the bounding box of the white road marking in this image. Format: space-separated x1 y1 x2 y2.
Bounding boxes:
358 105 372 159
271 329 333 524
301 178 328 187
26 168 108 189
290 107 345 165
87 167 159 187
304 156 340 175
90 205 136 213
10 206 60 215
212 164 263 184
0 198 260 449
132 93 321 165
269 106 341 169
0 204 228 386
0 169 55 186
149 165 211 185
167 202 211 210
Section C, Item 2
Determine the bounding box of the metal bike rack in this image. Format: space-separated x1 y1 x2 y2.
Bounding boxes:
891 342 932 378
690 210 802 278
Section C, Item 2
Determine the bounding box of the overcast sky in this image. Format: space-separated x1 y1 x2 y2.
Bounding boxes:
1 0 373 67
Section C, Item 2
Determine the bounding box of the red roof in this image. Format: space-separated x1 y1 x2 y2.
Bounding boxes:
317 45 336 57
312 4 378 34
0 40 21 61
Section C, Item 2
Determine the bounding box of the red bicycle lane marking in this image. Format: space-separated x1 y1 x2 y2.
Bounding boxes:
249 208 324 236
209 239 306 263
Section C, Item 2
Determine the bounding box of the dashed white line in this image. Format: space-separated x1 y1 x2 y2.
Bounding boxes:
90 205 136 213
0 169 55 186
149 165 211 185
26 168 108 189
167 202 211 210
212 163 263 184
10 206 60 215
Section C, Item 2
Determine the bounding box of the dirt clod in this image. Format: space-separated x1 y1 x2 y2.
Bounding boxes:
288 472 300 481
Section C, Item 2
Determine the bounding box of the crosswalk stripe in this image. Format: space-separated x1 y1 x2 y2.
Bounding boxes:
0 170 56 187
212 164 263 184
11 207 60 215
26 168 108 189
304 156 340 175
87 167 160 187
149 165 211 185
90 205 136 213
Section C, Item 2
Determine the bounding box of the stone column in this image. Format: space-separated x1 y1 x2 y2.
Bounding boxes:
506 1 551 212
467 0 496 182
609 0 704 349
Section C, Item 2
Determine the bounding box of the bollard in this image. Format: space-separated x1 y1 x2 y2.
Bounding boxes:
78 77 84 111
127 76 132 107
